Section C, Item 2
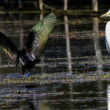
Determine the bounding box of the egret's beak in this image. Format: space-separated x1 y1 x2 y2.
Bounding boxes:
100 13 110 17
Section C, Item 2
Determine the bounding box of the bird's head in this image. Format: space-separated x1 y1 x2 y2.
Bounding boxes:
101 9 110 18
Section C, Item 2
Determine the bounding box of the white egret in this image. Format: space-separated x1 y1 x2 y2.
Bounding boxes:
101 10 110 53
0 13 56 74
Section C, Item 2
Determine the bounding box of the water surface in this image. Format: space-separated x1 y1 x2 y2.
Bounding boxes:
0 12 109 110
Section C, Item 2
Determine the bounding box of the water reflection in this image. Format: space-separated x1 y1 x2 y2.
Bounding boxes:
108 85 110 110
0 13 109 109
64 15 72 75
39 0 43 20
19 13 24 49
93 17 103 73
0 81 108 109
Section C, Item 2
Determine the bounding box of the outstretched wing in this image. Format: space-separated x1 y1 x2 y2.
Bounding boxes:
0 32 18 59
26 13 56 56
105 37 110 53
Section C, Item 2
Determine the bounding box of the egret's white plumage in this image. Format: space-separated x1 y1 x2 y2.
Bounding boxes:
101 10 110 53
105 21 110 53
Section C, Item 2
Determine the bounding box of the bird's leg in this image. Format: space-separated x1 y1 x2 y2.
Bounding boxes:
23 67 32 77
15 59 19 67
22 66 26 75
28 68 31 73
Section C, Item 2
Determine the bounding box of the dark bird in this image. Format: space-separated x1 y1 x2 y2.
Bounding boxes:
0 13 56 74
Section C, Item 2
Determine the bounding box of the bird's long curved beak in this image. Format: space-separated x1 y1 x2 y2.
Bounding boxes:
100 13 110 17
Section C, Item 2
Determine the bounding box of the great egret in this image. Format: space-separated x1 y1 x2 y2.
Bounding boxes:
101 10 110 53
0 13 56 74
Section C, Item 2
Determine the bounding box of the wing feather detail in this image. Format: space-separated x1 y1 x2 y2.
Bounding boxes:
0 32 18 59
26 13 56 56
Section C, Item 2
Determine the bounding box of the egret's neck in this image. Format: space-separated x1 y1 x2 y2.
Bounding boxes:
105 21 110 53
106 21 110 34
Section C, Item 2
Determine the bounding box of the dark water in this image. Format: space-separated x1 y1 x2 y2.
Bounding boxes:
0 81 109 110
0 12 110 109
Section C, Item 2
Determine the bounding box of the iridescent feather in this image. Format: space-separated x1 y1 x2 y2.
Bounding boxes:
26 13 56 57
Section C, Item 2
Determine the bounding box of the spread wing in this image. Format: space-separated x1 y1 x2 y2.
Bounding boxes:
26 13 56 57
0 32 18 59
